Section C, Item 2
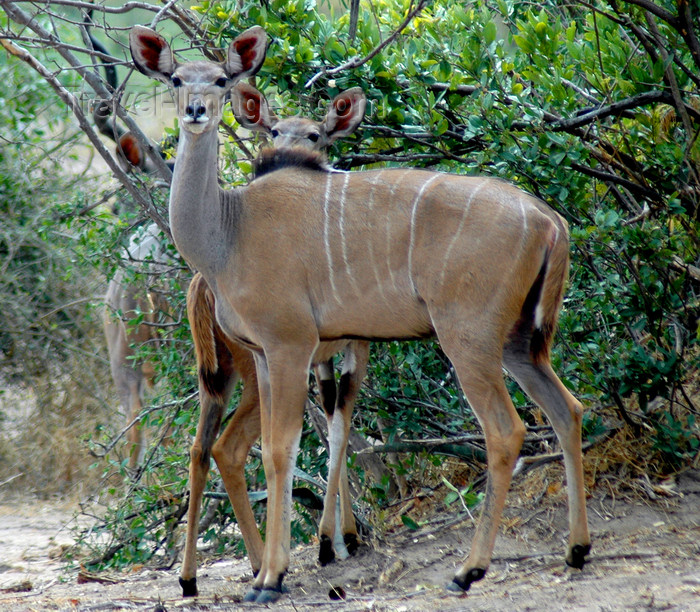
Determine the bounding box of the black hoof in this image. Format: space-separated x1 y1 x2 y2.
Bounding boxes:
447 567 486 594
344 533 359 556
243 586 260 602
566 543 591 569
179 576 197 597
319 534 336 566
255 585 289 603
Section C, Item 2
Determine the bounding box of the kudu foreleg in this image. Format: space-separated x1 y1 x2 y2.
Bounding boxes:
316 341 369 565
211 343 265 575
246 349 312 604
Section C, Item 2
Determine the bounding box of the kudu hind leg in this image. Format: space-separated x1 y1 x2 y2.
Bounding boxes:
180 276 239 597
125 380 146 470
211 345 265 575
179 380 232 596
316 341 369 565
105 317 145 471
439 345 527 593
503 344 590 568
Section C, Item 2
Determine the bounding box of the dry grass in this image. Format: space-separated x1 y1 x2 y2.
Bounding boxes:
0 352 119 502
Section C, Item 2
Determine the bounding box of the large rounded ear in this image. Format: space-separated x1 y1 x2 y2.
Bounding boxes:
230 83 277 132
129 26 176 83
226 25 268 80
321 87 366 143
118 133 146 170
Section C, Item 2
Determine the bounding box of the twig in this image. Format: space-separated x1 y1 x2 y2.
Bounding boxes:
90 391 197 458
0 473 23 488
0 2 171 234
357 439 487 463
305 0 430 88
150 0 179 29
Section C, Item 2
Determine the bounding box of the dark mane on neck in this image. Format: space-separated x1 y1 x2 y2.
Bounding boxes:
253 146 330 179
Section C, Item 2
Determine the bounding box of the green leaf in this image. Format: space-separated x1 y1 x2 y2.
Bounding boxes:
401 514 420 531
484 21 497 45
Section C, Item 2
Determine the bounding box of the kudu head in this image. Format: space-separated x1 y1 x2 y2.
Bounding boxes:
230 82 366 150
129 25 268 135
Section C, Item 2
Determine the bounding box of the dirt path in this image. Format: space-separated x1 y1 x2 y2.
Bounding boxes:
1 470 699 611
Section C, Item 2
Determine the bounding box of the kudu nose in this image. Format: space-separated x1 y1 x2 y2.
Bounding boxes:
185 99 207 120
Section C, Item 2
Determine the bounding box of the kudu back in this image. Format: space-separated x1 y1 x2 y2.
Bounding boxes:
130 24 590 604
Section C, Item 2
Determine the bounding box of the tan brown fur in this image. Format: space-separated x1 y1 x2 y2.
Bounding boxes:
131 25 590 604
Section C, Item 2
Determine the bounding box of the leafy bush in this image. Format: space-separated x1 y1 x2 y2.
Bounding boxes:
2 0 698 567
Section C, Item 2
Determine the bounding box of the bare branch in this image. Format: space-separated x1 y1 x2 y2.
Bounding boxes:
357 436 487 463
0 35 169 235
305 0 430 88
671 255 700 281
570 162 661 201
619 0 679 28
150 0 180 30
1 0 173 187
548 90 700 132
677 0 700 70
7 0 162 16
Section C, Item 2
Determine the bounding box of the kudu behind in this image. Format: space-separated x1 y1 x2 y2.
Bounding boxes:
130 24 590 604
180 82 368 596
89 19 174 471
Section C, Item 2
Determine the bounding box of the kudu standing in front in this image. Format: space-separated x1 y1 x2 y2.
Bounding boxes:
130 25 590 603
180 81 369 596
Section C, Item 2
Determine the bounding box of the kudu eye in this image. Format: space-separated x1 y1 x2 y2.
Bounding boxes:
270 129 280 138
215 77 228 87
171 76 182 87
307 133 320 143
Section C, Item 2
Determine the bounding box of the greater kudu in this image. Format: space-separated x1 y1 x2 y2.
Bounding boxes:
130 25 590 604
90 17 174 471
180 82 368 596
103 224 170 470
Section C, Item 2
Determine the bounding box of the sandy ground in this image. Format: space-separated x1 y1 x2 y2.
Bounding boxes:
1 469 699 611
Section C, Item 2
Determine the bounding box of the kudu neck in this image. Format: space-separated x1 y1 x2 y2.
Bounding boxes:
169 126 229 273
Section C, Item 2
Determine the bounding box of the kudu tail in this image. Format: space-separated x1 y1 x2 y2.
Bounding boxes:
187 274 237 398
515 217 570 364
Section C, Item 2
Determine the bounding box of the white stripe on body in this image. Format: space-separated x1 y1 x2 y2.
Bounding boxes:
385 170 415 294
366 171 388 304
439 180 487 286
407 174 442 294
323 172 341 303
337 172 362 297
